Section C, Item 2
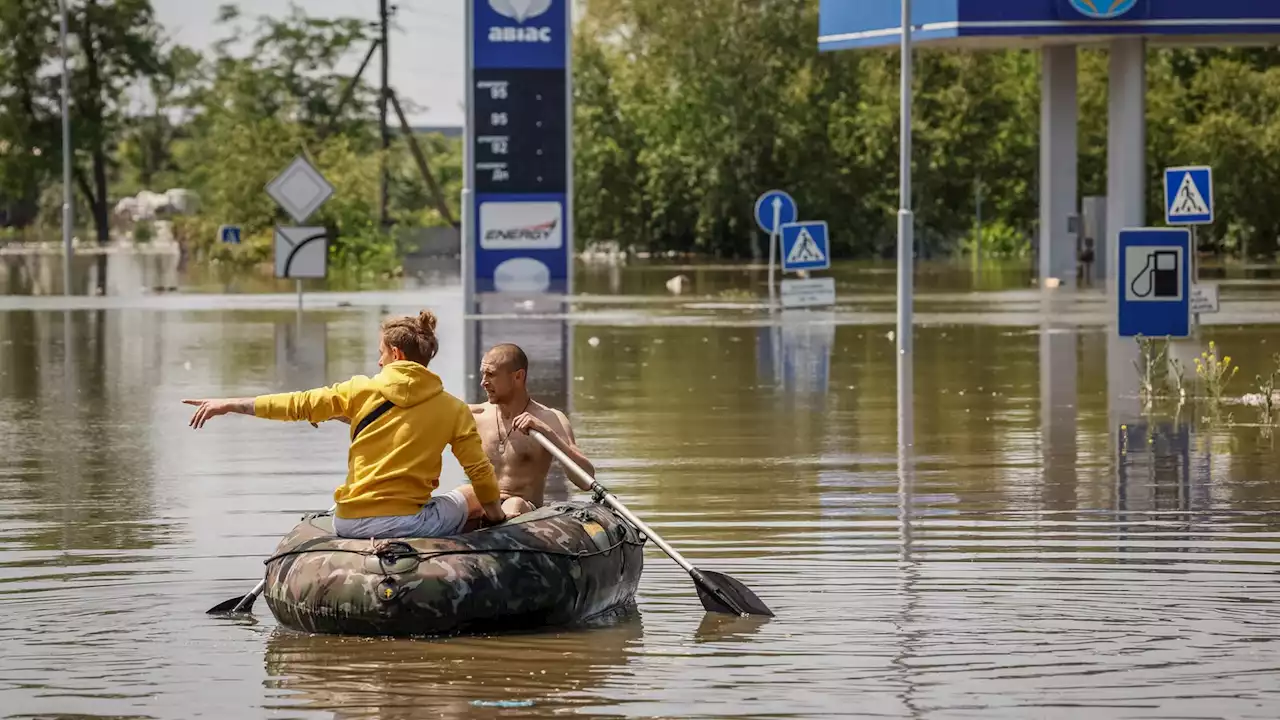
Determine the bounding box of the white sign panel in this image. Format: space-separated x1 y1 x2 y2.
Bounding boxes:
1123 245 1184 303
266 155 335 223
479 201 564 250
1191 282 1220 314
780 276 836 308
274 226 328 279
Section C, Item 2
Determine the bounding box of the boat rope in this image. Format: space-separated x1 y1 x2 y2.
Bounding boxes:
261 535 645 568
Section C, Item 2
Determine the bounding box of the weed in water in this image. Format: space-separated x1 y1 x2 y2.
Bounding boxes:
1132 334 1171 407
1254 352 1280 428
1194 340 1239 421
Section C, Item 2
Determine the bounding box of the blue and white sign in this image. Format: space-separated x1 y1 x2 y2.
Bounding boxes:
781 221 831 272
1118 227 1190 338
754 190 797 234
1164 166 1213 225
218 224 241 244
1061 0 1141 20
466 0 571 297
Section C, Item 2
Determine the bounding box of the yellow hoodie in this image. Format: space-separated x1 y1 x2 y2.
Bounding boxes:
252 360 499 519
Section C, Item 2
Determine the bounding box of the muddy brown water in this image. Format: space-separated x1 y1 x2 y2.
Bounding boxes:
3 260 1280 718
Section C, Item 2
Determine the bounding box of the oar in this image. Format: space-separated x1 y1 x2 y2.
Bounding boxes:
529 430 773 617
206 504 336 615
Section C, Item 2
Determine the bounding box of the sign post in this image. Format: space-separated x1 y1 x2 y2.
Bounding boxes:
1117 227 1191 339
754 189 797 308
464 0 573 312
265 154 334 311
1163 165 1214 328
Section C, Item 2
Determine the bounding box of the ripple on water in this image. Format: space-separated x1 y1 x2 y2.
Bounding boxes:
3 305 1280 718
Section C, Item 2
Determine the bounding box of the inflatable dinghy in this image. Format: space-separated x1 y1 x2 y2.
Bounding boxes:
262 499 645 637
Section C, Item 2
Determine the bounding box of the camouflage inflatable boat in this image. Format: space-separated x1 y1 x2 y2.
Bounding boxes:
261 499 646 637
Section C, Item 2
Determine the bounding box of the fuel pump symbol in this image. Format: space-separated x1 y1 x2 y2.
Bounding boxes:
1130 250 1180 299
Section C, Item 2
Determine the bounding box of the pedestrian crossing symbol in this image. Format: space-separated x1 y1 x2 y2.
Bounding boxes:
780 221 830 272
1164 166 1213 225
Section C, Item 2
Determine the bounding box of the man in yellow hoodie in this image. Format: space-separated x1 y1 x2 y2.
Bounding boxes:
181 310 507 539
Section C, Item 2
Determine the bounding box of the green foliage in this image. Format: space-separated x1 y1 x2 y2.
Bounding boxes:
9 0 1280 271
570 4 1280 259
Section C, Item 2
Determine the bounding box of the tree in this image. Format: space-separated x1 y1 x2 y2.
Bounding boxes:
64 0 164 244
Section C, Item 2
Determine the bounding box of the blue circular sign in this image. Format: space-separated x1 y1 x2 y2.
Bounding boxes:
754 190 797 234
1067 0 1137 19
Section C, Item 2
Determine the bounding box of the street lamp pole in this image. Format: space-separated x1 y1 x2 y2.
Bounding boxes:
896 0 915 450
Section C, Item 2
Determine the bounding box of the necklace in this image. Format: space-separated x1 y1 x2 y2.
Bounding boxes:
496 399 531 455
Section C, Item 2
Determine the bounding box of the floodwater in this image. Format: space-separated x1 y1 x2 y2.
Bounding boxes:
4 256 1280 719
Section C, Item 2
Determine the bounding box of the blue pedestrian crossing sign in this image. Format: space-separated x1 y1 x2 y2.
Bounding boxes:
780 221 830 272
219 224 242 244
1163 166 1213 225
1118 227 1191 339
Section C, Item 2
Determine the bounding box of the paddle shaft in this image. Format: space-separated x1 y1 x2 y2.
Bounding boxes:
229 503 337 612
529 430 696 576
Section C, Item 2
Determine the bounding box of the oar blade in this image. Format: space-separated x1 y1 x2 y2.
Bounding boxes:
693 569 774 617
207 593 256 615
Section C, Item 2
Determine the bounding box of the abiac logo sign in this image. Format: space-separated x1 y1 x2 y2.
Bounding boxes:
488 0 553 43
1067 0 1138 19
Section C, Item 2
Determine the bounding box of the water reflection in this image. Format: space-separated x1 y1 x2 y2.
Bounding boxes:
275 314 329 390
1040 303 1079 509
3 277 1280 717
262 610 644 719
756 310 835 398
0 249 178 296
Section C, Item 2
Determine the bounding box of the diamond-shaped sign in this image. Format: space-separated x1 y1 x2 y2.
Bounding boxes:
265 155 334 223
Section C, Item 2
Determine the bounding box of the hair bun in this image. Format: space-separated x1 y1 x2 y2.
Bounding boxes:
417 310 438 335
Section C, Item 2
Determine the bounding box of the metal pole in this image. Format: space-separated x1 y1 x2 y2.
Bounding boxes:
768 198 780 309
1191 225 1200 332
897 0 915 449
58 0 74 296
296 279 303 314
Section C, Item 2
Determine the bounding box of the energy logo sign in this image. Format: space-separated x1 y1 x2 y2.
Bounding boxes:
1067 0 1138 19
479 201 563 250
488 0 553 42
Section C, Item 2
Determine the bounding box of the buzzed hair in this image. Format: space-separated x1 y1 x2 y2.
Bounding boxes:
485 343 528 373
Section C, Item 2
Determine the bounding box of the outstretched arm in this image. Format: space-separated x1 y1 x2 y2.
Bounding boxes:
183 398 256 429
513 410 595 479
184 380 356 429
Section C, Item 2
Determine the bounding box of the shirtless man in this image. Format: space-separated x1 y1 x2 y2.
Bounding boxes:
457 343 594 527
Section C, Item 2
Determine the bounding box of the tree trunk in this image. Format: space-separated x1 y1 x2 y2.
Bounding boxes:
80 0 111 246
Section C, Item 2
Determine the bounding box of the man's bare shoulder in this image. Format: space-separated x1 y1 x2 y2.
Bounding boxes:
470 402 491 416
531 401 573 431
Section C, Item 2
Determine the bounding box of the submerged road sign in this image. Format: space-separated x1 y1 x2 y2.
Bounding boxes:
754 190 797 234
1118 227 1190 338
780 276 836 308
1164 166 1213 225
274 226 328 279
781 221 830 272
266 155 335 224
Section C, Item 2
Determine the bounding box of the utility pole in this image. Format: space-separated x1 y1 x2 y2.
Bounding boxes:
379 0 391 228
